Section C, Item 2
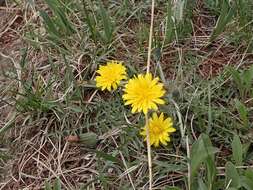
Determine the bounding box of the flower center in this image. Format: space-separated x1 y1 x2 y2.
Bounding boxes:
139 85 153 100
106 72 118 83
151 124 163 135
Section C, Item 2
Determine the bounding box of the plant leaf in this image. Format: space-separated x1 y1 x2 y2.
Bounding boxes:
209 0 235 42
240 176 253 190
198 178 208 190
53 178 61 190
243 65 253 89
99 1 114 43
190 134 218 184
166 187 182 190
225 162 240 188
44 181 52 190
95 150 120 164
231 134 243 165
235 99 249 127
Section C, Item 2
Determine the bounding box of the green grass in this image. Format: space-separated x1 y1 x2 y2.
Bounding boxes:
0 0 253 189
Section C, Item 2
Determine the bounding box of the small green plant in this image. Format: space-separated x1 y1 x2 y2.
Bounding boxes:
44 178 61 190
234 99 249 128
228 65 253 99
81 1 115 44
164 0 193 43
190 134 218 189
209 0 235 42
231 134 243 165
164 0 174 43
39 0 76 41
235 0 253 27
186 134 253 189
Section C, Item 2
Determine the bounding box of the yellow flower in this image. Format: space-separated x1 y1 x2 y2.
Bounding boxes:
95 61 127 91
122 73 165 114
140 113 176 147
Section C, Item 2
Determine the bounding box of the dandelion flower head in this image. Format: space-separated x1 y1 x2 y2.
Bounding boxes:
122 73 165 114
95 60 127 91
140 113 176 147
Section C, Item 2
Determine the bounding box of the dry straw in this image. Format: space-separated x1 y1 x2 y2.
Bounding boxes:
146 0 155 189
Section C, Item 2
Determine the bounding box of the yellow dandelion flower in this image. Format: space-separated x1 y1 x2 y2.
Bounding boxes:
140 113 176 147
95 61 127 91
122 73 165 114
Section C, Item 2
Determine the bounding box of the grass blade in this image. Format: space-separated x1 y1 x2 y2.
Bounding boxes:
209 0 234 42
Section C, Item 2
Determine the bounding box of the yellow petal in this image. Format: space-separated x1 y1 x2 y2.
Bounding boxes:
167 127 176 132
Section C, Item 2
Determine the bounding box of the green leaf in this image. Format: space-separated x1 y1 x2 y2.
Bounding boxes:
240 176 253 190
209 0 235 42
165 0 174 43
173 0 185 22
198 178 208 190
68 106 83 113
44 181 52 190
39 11 59 37
228 67 242 90
244 169 253 179
231 134 243 165
190 134 218 185
154 161 186 172
235 99 249 127
95 151 120 164
82 1 99 42
206 84 213 134
53 178 61 190
243 65 253 89
79 132 98 148
0 112 16 135
206 153 217 189
242 142 251 158
19 47 28 68
44 0 75 35
99 1 114 43
166 187 182 190
240 169 253 190
225 162 240 188
235 0 249 26
44 178 61 190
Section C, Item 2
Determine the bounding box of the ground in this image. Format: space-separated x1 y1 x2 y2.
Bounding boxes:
1 0 253 190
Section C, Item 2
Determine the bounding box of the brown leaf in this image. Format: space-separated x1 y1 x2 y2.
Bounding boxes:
65 135 80 143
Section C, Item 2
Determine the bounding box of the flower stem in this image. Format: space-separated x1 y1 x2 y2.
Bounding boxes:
146 0 155 189
145 114 152 190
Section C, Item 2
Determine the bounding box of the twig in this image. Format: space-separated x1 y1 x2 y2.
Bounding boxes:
225 179 232 189
186 136 191 190
217 165 253 170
